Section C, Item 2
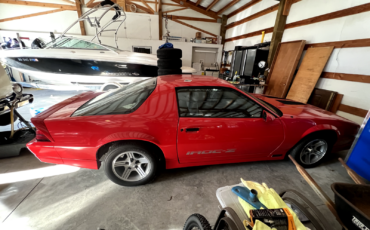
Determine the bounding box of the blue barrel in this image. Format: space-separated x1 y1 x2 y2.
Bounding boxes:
346 111 370 181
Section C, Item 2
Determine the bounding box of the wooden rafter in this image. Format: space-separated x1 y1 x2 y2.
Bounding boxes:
226 0 301 29
206 0 218 11
117 0 127 11
125 0 153 13
227 0 261 17
171 0 218 19
0 9 66 22
87 0 151 14
171 18 217 37
62 0 75 5
140 0 154 13
75 0 86 35
162 7 187 13
226 3 279 29
86 0 94 7
166 15 217 22
0 0 77 10
217 0 239 15
130 0 180 6
195 0 201 6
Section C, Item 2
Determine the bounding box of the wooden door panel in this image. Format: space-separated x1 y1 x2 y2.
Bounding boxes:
265 40 306 98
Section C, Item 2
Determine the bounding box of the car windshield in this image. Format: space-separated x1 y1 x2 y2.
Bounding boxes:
72 78 157 116
44 37 120 51
247 93 283 117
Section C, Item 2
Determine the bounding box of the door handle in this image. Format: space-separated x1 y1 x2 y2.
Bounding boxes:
186 128 199 132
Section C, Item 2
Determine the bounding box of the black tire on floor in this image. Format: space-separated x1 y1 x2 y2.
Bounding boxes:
0 112 18 126
289 133 335 168
183 214 212 230
158 68 182 76
158 59 182 69
104 143 159 186
157 48 182 59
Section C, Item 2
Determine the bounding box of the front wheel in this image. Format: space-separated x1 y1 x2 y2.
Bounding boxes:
290 134 334 168
183 214 212 230
104 143 159 186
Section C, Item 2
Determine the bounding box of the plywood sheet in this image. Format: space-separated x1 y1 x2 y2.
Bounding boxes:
265 40 306 98
286 46 334 103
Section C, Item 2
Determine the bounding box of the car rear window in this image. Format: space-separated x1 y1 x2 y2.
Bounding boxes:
72 78 157 116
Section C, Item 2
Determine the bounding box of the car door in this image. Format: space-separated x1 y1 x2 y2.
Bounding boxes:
176 87 284 164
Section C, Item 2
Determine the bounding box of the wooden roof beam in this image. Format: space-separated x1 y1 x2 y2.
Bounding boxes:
195 0 202 6
170 0 218 19
0 0 77 10
0 9 66 22
162 7 187 13
171 18 217 37
217 0 239 15
61 0 75 5
165 15 217 22
129 0 180 6
140 0 155 13
126 0 153 13
227 0 261 18
206 0 219 11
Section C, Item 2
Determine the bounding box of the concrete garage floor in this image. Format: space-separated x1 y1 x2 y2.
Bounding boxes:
0 89 355 230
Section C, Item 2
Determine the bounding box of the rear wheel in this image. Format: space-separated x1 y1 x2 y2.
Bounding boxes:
183 214 212 230
290 133 334 168
104 144 159 186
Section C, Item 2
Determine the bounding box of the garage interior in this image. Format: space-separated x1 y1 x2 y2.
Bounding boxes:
0 0 369 230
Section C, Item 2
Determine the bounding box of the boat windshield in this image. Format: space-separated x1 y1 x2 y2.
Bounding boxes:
44 37 107 50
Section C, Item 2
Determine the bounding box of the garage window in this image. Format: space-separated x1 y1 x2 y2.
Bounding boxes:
176 87 262 118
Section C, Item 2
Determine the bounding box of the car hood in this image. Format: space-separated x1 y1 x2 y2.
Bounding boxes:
254 94 358 124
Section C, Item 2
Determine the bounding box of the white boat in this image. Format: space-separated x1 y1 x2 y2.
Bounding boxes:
0 1 195 91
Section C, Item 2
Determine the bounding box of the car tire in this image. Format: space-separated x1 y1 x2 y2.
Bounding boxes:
183 214 212 230
289 133 334 168
157 59 182 69
104 143 159 186
0 112 18 126
158 68 182 76
157 48 182 59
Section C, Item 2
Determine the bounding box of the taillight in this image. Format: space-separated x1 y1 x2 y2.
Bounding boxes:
36 130 50 142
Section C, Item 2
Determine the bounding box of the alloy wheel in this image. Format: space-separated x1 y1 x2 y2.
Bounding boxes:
300 139 328 165
112 151 152 182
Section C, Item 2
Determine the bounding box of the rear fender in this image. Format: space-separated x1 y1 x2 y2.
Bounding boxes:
98 131 160 147
301 124 340 140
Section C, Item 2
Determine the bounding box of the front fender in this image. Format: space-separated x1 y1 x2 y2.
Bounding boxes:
301 124 340 139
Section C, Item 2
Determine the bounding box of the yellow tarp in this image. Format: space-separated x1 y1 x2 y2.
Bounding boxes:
239 179 306 230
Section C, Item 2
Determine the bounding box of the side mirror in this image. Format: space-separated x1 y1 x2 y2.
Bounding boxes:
262 110 275 122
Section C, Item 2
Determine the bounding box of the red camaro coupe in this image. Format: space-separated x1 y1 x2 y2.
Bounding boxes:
27 75 359 186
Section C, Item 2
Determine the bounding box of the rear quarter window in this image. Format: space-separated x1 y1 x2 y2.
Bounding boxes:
72 78 157 116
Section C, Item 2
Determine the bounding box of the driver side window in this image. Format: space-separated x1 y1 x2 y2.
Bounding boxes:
176 87 262 118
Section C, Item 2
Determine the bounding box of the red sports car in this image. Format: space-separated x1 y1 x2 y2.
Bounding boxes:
27 75 359 186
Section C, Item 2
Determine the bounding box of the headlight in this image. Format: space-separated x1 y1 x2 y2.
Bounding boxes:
12 83 23 95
